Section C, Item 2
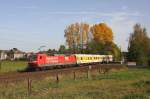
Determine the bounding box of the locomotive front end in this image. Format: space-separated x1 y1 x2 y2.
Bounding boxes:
28 54 39 70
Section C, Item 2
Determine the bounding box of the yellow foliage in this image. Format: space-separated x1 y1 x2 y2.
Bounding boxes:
91 23 113 44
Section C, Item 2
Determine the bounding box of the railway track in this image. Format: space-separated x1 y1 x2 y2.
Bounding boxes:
0 64 126 83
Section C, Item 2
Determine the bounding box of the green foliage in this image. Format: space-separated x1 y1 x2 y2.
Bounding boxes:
58 45 66 54
46 49 58 55
88 40 104 54
123 93 148 99
128 24 150 65
87 40 121 61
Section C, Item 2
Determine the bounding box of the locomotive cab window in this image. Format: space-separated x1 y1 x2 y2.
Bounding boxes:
29 54 37 61
40 56 42 59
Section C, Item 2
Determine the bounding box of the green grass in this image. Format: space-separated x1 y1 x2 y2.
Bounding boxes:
0 60 27 73
0 67 150 99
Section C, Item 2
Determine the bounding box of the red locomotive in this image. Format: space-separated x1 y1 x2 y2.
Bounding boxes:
28 53 76 70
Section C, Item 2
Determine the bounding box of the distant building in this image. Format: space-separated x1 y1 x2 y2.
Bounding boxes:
13 52 25 60
6 48 26 60
0 50 8 60
0 48 27 60
9 48 26 60
127 62 136 66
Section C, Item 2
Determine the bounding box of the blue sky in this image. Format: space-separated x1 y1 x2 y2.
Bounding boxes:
0 0 150 52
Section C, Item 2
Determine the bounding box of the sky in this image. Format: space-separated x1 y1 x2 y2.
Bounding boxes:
0 0 150 52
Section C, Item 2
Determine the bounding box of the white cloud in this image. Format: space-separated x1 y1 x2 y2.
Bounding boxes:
17 5 38 9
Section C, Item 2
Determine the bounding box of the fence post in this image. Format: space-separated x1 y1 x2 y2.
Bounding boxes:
73 71 76 80
104 68 109 75
27 78 32 96
87 65 92 79
0 60 2 71
56 73 59 83
99 68 101 74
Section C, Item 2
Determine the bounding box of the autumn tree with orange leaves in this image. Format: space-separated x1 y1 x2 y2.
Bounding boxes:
90 23 120 60
90 23 113 44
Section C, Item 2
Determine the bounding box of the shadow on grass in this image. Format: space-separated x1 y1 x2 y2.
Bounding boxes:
123 93 149 99
133 80 150 88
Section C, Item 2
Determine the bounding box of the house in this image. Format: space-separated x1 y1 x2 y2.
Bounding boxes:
13 52 25 59
8 48 26 60
0 48 26 60
0 50 8 60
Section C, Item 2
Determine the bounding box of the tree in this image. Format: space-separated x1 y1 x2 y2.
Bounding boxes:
128 24 150 65
58 45 66 54
64 22 90 53
90 23 120 60
64 22 120 60
47 49 58 55
88 40 104 54
90 23 113 44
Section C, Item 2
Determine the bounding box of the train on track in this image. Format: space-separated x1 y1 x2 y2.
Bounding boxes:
28 53 113 71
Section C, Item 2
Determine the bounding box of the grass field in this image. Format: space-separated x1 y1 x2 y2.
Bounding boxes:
0 67 150 99
0 60 28 73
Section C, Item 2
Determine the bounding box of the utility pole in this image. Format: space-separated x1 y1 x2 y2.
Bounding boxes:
80 26 83 54
0 60 1 71
120 46 122 64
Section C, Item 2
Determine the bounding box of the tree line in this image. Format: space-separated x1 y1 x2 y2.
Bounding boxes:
46 22 150 66
60 22 121 61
